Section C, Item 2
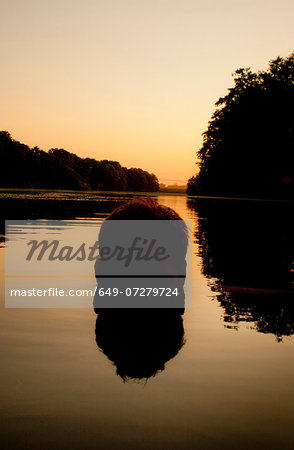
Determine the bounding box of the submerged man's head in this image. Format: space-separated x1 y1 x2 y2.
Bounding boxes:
94 197 187 381
98 197 188 275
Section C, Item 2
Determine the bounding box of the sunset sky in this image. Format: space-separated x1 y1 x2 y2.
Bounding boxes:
1 0 293 185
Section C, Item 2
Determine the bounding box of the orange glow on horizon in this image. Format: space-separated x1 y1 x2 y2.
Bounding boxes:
1 0 293 185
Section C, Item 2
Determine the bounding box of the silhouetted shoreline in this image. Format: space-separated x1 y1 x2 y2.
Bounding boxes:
0 131 159 192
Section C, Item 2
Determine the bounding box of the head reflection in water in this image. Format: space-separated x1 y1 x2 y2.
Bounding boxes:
95 310 185 381
94 197 187 381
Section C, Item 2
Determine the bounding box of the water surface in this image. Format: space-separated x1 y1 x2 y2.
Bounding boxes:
1 191 294 449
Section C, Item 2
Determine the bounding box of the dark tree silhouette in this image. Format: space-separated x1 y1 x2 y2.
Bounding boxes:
126 168 159 192
187 52 294 199
0 132 159 192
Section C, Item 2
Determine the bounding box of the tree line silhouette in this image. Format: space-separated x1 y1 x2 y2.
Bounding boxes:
187 52 294 199
0 131 159 192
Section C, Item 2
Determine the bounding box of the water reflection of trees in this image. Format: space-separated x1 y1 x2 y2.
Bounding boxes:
188 198 294 341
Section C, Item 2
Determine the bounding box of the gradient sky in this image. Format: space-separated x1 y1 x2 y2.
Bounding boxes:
1 0 293 184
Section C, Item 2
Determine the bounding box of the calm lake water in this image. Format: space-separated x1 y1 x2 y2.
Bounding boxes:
1 191 294 449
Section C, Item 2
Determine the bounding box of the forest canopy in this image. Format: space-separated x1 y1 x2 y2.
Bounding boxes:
0 132 159 192
187 52 294 199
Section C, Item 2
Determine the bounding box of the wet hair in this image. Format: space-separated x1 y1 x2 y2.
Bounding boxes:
102 197 188 255
106 197 184 221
